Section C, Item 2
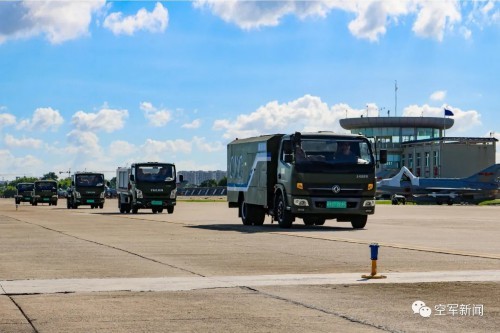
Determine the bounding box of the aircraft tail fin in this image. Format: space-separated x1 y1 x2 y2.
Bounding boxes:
464 164 500 183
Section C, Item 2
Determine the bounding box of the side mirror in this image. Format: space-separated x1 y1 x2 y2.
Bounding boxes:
284 154 293 163
129 174 135 182
178 175 184 183
71 181 75 186
106 181 110 187
379 149 388 164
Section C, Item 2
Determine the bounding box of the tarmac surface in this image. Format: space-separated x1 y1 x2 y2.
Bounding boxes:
0 198 499 332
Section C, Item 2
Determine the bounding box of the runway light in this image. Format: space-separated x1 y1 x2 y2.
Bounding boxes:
361 243 387 279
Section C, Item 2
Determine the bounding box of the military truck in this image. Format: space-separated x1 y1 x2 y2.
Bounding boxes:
14 183 35 205
33 180 58 206
66 172 107 209
116 162 182 214
227 132 386 229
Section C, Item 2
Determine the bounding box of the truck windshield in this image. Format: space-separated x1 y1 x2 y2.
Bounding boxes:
35 182 56 191
294 138 373 166
136 165 175 182
75 174 104 187
18 184 34 191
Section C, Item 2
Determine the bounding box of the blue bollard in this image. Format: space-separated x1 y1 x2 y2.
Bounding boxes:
370 243 379 260
362 243 386 279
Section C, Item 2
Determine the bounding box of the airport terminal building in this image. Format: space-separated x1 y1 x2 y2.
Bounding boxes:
340 116 497 178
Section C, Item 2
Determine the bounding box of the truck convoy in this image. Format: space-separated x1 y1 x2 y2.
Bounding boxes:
227 132 385 229
33 180 58 206
116 162 182 214
66 172 107 209
14 183 35 205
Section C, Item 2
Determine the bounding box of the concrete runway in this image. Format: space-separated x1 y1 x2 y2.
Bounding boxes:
1 199 499 332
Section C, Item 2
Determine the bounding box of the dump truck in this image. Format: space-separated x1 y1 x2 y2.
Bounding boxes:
227 131 386 229
14 183 35 205
66 172 107 209
33 180 58 206
116 162 182 214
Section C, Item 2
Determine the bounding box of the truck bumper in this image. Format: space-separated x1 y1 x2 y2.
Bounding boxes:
75 198 105 205
135 198 176 209
288 195 376 217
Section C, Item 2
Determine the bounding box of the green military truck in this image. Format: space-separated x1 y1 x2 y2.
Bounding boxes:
33 180 58 206
14 183 35 205
66 172 107 209
116 162 182 214
227 132 385 229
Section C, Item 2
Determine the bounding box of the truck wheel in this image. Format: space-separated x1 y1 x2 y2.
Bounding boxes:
152 208 157 214
132 206 138 214
351 215 367 229
240 201 253 225
157 208 163 213
119 203 125 214
67 200 71 209
167 206 174 214
276 194 293 228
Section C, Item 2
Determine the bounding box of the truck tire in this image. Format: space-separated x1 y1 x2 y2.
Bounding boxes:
241 201 266 226
276 193 293 228
132 206 138 214
240 201 253 225
120 203 125 213
167 206 174 214
351 215 367 229
67 200 71 209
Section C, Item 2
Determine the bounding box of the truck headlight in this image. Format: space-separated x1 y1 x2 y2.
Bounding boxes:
136 189 143 199
293 198 309 207
100 191 105 198
74 191 81 198
363 200 375 207
170 188 177 199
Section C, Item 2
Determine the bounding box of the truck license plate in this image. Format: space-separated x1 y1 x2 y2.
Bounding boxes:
327 201 346 209
151 200 163 206
87 199 95 203
43 198 49 201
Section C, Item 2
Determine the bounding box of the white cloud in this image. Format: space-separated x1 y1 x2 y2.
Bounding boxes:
213 94 355 140
430 90 447 101
4 134 43 149
182 119 202 129
192 136 224 153
108 140 137 157
0 1 106 44
140 102 172 127
0 113 16 128
402 104 481 133
104 2 168 36
412 0 461 41
17 107 64 132
72 107 128 133
0 149 43 176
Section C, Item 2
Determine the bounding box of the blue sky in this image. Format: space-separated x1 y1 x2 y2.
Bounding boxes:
0 0 499 181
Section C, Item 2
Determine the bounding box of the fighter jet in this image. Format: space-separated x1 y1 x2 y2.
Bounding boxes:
376 164 500 205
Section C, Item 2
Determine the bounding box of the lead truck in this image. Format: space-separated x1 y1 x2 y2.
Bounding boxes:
116 162 182 214
227 132 385 229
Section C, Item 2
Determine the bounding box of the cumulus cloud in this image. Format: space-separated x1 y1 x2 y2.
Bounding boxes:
182 119 202 129
0 1 106 44
66 129 103 156
17 107 64 132
195 0 476 42
108 140 137 157
0 113 16 128
213 94 356 140
104 2 168 35
72 107 128 133
4 134 43 149
192 136 224 153
0 149 42 175
430 90 447 101
140 102 172 127
402 104 481 133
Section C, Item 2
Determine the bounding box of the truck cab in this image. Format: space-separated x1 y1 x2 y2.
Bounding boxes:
66 172 107 209
117 162 182 214
33 180 58 206
14 183 35 205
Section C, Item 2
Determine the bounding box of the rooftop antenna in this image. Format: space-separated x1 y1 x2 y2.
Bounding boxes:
394 80 398 117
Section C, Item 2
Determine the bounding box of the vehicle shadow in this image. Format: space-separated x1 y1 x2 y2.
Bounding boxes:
187 223 361 234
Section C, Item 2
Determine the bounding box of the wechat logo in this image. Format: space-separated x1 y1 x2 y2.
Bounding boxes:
412 300 432 318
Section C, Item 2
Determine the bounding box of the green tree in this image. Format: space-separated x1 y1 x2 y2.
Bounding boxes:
109 177 116 188
217 177 227 186
199 179 217 187
58 177 71 190
9 177 38 187
42 172 58 181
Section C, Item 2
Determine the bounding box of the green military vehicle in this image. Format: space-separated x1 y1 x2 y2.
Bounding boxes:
14 183 35 205
67 172 107 209
33 180 58 205
116 162 182 214
227 132 386 229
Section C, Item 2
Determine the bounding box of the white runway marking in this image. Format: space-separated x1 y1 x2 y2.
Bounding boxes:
1 270 499 295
